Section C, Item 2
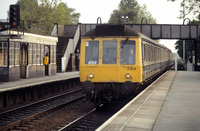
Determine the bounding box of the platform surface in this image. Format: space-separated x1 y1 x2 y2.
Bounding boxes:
0 71 79 92
97 71 200 131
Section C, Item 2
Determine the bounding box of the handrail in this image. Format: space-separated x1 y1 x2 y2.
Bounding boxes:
97 17 102 24
61 24 80 72
183 18 191 25
141 17 147 24
51 23 58 36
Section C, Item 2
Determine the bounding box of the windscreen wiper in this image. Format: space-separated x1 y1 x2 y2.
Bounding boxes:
121 38 129 49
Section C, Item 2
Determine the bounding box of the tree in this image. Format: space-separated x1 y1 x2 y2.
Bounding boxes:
168 0 199 63
175 20 198 61
175 39 195 62
17 0 80 35
139 4 157 24
108 0 157 24
168 0 200 22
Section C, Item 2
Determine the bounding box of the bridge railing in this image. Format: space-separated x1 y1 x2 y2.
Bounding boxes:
81 24 200 39
126 24 200 39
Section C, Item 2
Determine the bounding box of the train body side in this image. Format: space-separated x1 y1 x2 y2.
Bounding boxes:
141 38 172 81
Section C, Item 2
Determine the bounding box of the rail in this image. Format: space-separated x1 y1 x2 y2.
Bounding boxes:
0 88 83 130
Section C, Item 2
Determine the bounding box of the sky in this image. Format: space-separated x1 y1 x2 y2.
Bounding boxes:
0 0 184 52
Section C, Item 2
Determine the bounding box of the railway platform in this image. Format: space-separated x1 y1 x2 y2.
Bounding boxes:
97 71 200 131
0 71 79 92
0 71 79 108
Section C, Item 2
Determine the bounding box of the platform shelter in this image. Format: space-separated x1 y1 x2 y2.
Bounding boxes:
0 31 57 82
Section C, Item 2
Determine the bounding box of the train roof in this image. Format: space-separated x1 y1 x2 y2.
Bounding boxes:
83 24 171 51
83 24 142 37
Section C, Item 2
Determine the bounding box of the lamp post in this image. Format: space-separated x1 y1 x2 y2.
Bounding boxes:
182 0 186 70
122 16 128 24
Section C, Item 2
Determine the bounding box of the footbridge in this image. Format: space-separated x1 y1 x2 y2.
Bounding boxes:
54 23 200 71
81 24 200 40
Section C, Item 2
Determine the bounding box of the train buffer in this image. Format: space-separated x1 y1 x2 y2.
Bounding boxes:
97 71 200 131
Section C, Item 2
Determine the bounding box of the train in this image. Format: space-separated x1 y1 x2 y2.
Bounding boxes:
79 24 173 106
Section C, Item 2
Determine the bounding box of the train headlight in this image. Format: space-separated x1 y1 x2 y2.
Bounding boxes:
89 73 94 78
125 73 131 79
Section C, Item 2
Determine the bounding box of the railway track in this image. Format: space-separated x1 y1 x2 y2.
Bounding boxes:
57 96 136 131
0 88 84 131
56 71 168 130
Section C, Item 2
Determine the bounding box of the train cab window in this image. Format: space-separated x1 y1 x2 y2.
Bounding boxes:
120 40 135 65
102 41 117 64
85 41 99 64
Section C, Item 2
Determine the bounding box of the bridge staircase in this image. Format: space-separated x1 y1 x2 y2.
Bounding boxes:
52 24 80 72
56 37 72 72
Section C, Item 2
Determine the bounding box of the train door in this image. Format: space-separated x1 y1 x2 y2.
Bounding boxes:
20 43 28 78
142 41 145 80
44 45 50 75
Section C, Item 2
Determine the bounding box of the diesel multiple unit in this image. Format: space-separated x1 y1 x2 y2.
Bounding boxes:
79 25 173 106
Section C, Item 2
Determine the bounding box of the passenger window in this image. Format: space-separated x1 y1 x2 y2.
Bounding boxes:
103 41 117 64
85 41 99 64
120 40 135 65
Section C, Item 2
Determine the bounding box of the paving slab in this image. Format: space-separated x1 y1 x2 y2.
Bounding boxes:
153 71 200 131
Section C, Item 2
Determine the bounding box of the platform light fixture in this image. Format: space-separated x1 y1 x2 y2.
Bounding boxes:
122 16 128 24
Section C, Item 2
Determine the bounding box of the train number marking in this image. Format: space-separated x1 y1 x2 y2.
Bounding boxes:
127 67 136 70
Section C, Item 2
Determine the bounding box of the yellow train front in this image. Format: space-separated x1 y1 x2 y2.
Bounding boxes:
79 25 172 106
